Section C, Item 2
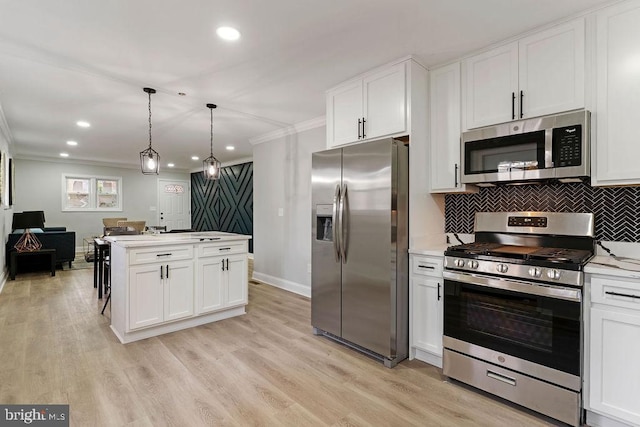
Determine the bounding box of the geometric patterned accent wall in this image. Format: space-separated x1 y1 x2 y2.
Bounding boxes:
191 162 253 252
445 181 640 242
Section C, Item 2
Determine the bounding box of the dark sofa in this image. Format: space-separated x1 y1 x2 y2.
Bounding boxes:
6 212 76 270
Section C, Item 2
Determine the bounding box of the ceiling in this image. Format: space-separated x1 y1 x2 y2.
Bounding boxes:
0 0 613 172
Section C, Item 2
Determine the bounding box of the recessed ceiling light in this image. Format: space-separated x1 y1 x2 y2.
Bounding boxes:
167 163 175 168
66 140 78 146
60 153 69 157
76 121 91 128
226 146 235 151
216 26 241 41
191 156 199 161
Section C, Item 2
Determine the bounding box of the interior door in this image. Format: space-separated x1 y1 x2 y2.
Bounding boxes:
157 179 191 231
341 138 394 357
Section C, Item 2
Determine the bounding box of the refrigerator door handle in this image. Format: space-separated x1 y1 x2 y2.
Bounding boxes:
340 184 349 263
332 184 341 262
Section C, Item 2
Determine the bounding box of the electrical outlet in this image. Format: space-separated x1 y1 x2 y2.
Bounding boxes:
307 263 312 273
278 208 284 217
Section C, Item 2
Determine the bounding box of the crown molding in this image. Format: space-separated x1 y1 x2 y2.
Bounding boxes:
249 115 325 146
13 153 192 174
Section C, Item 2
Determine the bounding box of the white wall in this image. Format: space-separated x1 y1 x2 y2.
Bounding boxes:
0 118 13 291
252 126 325 297
14 159 189 252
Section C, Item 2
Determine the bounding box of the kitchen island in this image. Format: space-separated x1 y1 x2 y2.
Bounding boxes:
105 231 251 344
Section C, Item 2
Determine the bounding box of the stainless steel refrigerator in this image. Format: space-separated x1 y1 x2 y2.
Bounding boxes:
311 138 409 368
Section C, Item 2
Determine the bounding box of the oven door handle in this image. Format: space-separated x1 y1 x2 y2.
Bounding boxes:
443 271 582 302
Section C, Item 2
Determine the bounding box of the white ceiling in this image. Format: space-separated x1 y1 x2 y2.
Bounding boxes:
0 0 612 171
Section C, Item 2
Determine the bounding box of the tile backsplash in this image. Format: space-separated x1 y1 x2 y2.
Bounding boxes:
444 182 640 242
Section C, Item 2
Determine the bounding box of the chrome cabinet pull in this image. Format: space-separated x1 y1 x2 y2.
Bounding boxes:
487 370 516 386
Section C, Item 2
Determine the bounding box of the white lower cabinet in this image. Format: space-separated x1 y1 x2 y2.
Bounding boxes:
196 253 247 314
129 260 194 330
409 254 443 367
108 237 250 343
587 275 640 427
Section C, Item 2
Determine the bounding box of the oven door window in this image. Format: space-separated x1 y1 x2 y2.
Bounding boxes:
444 280 580 376
464 130 545 175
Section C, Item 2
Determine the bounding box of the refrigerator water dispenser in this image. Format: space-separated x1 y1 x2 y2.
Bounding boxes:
315 204 333 241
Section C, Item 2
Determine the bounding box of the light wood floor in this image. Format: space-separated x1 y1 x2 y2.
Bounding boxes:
0 268 563 426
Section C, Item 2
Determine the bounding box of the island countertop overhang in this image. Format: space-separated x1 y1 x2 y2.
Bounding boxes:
104 231 252 248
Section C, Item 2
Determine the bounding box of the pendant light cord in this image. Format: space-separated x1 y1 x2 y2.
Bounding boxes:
148 91 153 149
210 107 214 156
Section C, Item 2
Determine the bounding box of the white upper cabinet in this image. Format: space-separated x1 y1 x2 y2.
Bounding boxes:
463 42 518 130
462 19 585 130
327 61 407 148
519 20 585 120
593 0 640 186
429 62 474 193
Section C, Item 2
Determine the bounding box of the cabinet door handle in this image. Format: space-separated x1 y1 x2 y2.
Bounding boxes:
511 92 515 120
454 163 459 188
437 283 441 301
519 90 524 119
358 118 362 139
605 291 640 300
418 264 435 270
160 265 164 279
362 118 366 138
221 260 225 272
219 247 231 251
226 258 229 270
166 265 169 279
156 253 172 257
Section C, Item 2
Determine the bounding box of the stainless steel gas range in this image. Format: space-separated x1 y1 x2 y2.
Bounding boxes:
443 211 595 427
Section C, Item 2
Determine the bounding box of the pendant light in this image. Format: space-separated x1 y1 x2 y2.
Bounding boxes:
140 87 160 174
203 103 221 180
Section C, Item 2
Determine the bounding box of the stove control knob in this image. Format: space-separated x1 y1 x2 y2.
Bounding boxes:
467 260 479 269
454 259 466 268
547 269 561 280
496 263 508 273
528 267 542 278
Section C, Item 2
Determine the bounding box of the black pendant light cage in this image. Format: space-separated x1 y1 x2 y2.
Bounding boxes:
140 87 160 175
203 103 221 180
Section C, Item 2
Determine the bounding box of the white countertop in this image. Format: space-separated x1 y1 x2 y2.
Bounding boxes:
586 255 640 279
105 231 252 248
408 243 449 257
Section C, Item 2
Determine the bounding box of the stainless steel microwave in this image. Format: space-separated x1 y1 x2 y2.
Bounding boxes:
461 110 590 185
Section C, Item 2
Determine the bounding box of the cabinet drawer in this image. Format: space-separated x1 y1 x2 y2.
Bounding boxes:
412 256 443 277
198 241 246 257
591 277 640 310
129 245 194 265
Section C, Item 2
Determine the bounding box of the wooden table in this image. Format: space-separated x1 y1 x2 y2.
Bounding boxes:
93 238 109 299
10 248 56 280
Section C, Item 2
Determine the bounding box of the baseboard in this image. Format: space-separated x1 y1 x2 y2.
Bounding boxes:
252 271 310 298
0 269 6 294
586 410 634 427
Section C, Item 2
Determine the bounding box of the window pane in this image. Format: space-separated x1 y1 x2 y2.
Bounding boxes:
66 193 89 208
67 178 89 194
97 179 118 195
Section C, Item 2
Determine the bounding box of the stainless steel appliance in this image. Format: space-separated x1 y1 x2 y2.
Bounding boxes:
461 110 590 185
443 212 595 426
311 138 408 368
